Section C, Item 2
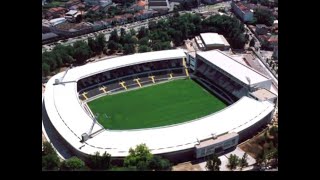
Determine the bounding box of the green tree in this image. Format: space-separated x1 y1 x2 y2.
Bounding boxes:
138 37 150 46
130 29 136 36
138 45 152 53
42 154 61 171
96 33 107 53
205 154 221 171
42 142 56 156
42 62 50 77
73 41 92 64
254 8 275 26
60 157 85 171
148 155 171 171
123 44 136 55
124 143 153 170
239 153 249 170
227 154 239 171
109 29 119 43
87 37 97 53
42 51 57 71
250 38 255 47
88 151 112 170
137 26 149 39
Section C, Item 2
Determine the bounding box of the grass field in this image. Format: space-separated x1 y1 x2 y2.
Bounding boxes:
88 79 227 130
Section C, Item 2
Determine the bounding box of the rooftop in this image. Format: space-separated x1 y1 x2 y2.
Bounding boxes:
250 89 277 101
66 10 78 15
200 33 227 46
196 50 271 86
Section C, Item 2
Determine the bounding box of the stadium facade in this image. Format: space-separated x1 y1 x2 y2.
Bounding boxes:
42 49 276 163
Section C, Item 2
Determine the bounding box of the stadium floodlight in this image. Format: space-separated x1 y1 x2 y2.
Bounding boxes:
245 76 251 92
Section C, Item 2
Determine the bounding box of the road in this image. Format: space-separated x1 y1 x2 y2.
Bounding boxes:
42 15 172 52
42 2 233 52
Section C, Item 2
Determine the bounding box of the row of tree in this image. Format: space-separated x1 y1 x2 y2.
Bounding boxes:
205 153 249 171
42 34 107 77
42 142 172 171
42 142 87 171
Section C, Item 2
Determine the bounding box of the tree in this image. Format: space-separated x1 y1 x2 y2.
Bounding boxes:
138 37 149 46
123 44 136 55
138 45 151 53
109 29 119 43
42 142 56 156
206 154 221 171
137 26 149 39
60 157 85 171
250 39 255 47
42 154 61 171
124 143 153 170
148 155 172 171
254 8 275 26
130 29 136 36
88 151 112 170
96 33 107 53
87 37 97 53
239 153 249 170
73 41 92 64
227 154 239 171
42 62 50 77
42 51 57 71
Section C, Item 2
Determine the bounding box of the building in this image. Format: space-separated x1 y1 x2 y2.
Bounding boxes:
43 49 275 163
46 7 67 19
130 0 147 11
65 10 82 22
148 0 170 12
231 0 253 22
42 19 52 33
268 35 278 48
272 45 278 59
255 24 268 35
49 17 67 26
42 32 59 43
84 0 112 7
201 0 218 5
195 33 230 51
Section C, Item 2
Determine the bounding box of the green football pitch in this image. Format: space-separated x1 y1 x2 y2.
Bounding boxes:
87 79 227 130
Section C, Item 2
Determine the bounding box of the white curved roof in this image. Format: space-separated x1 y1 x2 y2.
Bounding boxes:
44 50 275 157
197 50 271 86
62 49 186 82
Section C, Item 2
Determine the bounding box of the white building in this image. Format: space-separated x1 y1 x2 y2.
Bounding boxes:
195 33 230 51
65 10 82 22
49 17 66 26
231 0 253 22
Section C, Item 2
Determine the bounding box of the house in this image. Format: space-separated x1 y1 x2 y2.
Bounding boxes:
255 24 268 35
65 10 82 22
84 0 112 7
268 35 278 48
130 0 146 11
148 0 170 12
272 46 278 59
65 0 82 9
231 0 253 22
46 7 67 19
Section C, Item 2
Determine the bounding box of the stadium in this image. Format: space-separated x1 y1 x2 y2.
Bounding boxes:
42 49 277 163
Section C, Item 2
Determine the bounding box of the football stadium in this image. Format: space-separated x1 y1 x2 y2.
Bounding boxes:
42 49 277 162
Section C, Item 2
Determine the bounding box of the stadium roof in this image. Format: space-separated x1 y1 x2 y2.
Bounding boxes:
44 71 274 156
62 49 186 82
44 50 274 157
196 50 271 86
